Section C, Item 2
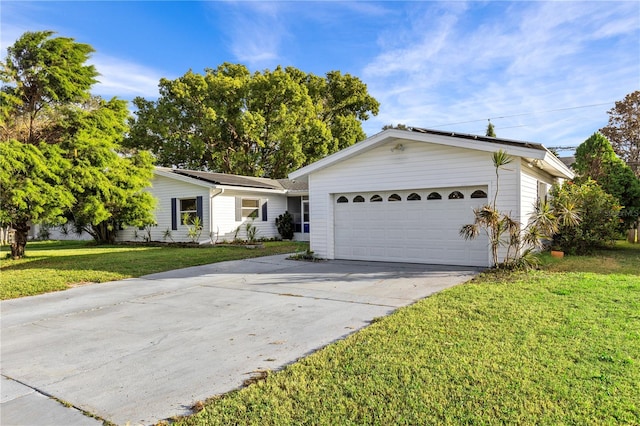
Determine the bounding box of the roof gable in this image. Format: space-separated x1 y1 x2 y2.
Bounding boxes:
290 128 574 180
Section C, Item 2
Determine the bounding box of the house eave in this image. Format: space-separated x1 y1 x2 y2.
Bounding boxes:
290 128 573 180
155 168 301 194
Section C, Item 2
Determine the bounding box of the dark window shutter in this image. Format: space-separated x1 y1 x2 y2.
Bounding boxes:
261 199 268 221
196 196 203 222
171 198 177 230
235 197 242 221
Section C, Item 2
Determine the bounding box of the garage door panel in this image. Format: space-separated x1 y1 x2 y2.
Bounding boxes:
334 188 489 266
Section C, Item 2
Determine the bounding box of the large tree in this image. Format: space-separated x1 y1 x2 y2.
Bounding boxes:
0 141 74 258
125 63 379 178
573 132 640 228
62 97 156 243
599 91 640 177
1 31 155 256
0 30 98 145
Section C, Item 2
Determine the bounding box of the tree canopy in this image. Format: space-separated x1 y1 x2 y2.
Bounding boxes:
0 141 74 257
1 31 155 257
599 91 640 178
125 63 379 178
573 132 640 228
0 30 98 145
61 97 156 243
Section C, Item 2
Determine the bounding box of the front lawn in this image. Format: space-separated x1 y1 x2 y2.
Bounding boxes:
0 240 308 300
173 243 640 425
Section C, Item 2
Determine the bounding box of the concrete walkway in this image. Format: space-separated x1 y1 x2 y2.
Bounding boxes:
1 254 479 425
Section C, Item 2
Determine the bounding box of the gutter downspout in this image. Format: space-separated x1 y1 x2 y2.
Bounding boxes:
208 188 224 244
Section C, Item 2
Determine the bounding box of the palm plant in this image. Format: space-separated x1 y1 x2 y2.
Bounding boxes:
460 150 580 269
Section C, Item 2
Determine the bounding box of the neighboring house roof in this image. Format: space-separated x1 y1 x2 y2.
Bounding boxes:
559 156 576 168
290 127 574 180
154 167 308 193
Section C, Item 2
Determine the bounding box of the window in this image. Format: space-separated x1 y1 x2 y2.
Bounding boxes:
242 198 260 218
407 193 421 201
427 192 442 200
172 196 202 230
388 193 401 202
448 191 464 199
337 196 348 203
370 194 383 202
353 195 365 203
180 198 197 224
471 190 487 199
538 181 549 203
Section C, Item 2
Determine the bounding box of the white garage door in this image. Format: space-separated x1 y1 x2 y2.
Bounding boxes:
334 187 489 266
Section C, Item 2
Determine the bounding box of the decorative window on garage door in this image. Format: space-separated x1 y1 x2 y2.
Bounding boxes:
353 195 365 203
407 193 421 201
370 194 383 202
471 190 488 198
388 193 401 202
427 192 442 200
448 191 464 199
337 196 348 203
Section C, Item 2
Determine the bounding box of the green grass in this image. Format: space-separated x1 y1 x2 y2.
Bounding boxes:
172 243 640 425
540 240 640 276
0 240 308 300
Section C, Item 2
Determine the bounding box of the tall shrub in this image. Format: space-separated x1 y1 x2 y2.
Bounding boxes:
550 179 621 254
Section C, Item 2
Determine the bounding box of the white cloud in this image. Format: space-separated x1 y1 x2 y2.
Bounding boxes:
360 1 640 148
205 2 289 68
90 54 164 99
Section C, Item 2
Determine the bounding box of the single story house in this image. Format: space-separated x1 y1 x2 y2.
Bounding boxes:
288 127 574 267
115 168 309 243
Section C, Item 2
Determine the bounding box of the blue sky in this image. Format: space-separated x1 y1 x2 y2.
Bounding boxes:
2 1 639 153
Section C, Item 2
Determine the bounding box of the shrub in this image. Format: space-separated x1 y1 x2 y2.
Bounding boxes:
550 179 621 255
275 211 295 240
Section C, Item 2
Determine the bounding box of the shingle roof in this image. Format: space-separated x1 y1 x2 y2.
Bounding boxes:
167 169 308 191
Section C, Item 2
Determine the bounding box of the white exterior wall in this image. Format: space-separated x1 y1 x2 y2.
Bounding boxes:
519 159 558 225
116 175 289 243
211 190 287 242
117 175 212 243
29 223 93 241
307 139 520 262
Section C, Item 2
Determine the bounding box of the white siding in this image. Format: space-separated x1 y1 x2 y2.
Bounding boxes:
117 175 212 243
29 223 93 241
519 159 557 225
115 174 291 243
308 139 520 264
211 190 287 242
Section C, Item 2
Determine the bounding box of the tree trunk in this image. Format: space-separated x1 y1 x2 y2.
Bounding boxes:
10 222 30 259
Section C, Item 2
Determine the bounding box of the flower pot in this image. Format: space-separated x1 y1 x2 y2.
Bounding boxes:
551 250 564 258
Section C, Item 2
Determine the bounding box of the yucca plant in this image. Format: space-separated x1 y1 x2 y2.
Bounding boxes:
460 149 580 269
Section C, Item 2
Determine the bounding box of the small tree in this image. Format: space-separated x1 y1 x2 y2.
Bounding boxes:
460 150 579 269
486 121 496 137
275 211 295 240
573 132 640 230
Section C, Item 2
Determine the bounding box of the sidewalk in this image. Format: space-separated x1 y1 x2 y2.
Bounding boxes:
1 376 102 426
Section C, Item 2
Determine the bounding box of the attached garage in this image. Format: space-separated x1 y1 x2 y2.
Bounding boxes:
289 128 574 267
333 187 489 266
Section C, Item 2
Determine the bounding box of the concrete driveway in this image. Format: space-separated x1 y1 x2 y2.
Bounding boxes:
1 254 479 425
